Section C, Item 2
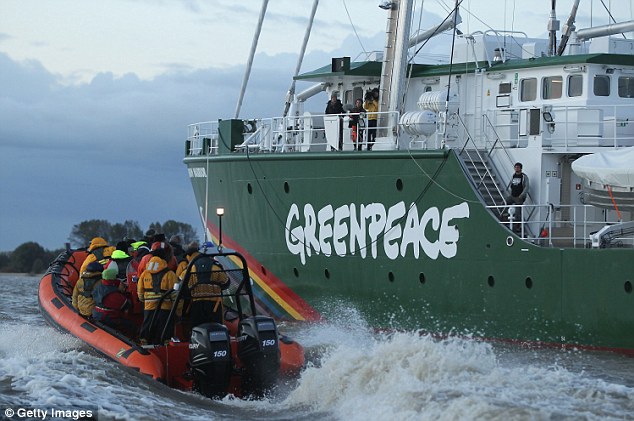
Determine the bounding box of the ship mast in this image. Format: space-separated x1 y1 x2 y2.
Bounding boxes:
547 0 560 56
234 0 269 119
557 0 580 55
378 0 413 139
282 0 319 117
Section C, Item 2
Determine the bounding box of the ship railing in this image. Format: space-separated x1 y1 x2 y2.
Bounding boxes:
186 121 219 155
480 104 634 150
544 104 634 149
259 111 400 152
486 203 632 248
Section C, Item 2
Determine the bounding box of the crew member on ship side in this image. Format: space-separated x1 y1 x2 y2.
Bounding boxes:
506 162 530 233
506 162 530 205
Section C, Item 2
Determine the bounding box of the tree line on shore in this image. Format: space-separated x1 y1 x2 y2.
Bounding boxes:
0 219 197 274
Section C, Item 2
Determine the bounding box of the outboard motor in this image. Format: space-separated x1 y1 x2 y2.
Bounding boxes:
237 316 281 397
189 322 232 398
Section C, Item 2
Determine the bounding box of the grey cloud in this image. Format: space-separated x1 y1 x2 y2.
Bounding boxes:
0 25 393 251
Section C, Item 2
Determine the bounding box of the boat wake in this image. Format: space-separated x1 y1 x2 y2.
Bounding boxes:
2 292 633 420
277 305 634 421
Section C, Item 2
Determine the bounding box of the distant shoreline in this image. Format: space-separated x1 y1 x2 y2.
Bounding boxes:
0 272 42 277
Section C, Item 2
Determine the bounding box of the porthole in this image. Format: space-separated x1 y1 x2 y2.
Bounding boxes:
488 276 495 287
396 179 403 191
419 273 426 284
525 277 533 289
625 281 632 294
324 269 330 279
284 181 290 193
261 266 267 275
293 267 299 278
388 272 395 282
247 183 253 194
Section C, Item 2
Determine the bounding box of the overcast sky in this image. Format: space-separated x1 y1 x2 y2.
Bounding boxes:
1 0 632 251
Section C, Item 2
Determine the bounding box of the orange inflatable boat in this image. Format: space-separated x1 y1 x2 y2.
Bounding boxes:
39 247 304 398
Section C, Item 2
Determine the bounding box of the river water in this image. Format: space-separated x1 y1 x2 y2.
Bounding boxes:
0 274 633 420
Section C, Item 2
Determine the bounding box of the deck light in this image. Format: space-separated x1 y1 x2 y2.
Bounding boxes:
216 208 225 250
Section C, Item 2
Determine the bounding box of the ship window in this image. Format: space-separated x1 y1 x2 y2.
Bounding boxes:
618 76 634 98
593 75 610 96
344 90 353 106
567 74 583 97
352 87 363 103
499 82 511 94
520 78 537 101
542 76 562 99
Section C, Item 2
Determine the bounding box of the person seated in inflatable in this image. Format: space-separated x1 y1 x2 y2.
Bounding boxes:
179 242 230 328
106 248 132 284
79 237 115 274
137 243 179 345
188 252 230 327
72 261 104 317
92 268 134 336
126 241 150 315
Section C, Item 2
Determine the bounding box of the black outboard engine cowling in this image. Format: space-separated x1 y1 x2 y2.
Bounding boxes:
189 322 232 398
238 316 281 397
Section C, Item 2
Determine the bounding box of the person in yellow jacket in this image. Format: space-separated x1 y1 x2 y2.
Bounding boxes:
363 90 378 150
137 246 179 344
72 261 104 317
79 237 115 274
177 242 229 327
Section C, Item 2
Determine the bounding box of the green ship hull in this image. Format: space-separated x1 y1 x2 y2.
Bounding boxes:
185 148 634 353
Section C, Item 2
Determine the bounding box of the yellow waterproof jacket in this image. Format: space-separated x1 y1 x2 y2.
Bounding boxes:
175 252 195 279
363 100 378 120
137 256 178 311
181 252 228 302
71 273 101 316
79 245 115 274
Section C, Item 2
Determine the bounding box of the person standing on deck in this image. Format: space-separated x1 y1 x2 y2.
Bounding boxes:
505 162 530 233
363 90 378 150
349 98 366 151
325 93 345 149
506 162 530 205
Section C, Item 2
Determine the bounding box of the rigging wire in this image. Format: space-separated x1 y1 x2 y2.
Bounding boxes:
342 0 368 56
599 0 627 38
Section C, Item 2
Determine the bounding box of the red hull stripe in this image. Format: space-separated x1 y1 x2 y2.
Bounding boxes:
205 220 321 321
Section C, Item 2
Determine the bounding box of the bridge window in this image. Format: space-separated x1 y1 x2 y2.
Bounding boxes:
618 76 634 98
593 75 610 96
520 78 537 101
499 82 511 94
542 76 563 99
567 74 583 97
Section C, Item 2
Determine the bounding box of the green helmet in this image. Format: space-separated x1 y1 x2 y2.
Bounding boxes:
111 250 130 260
